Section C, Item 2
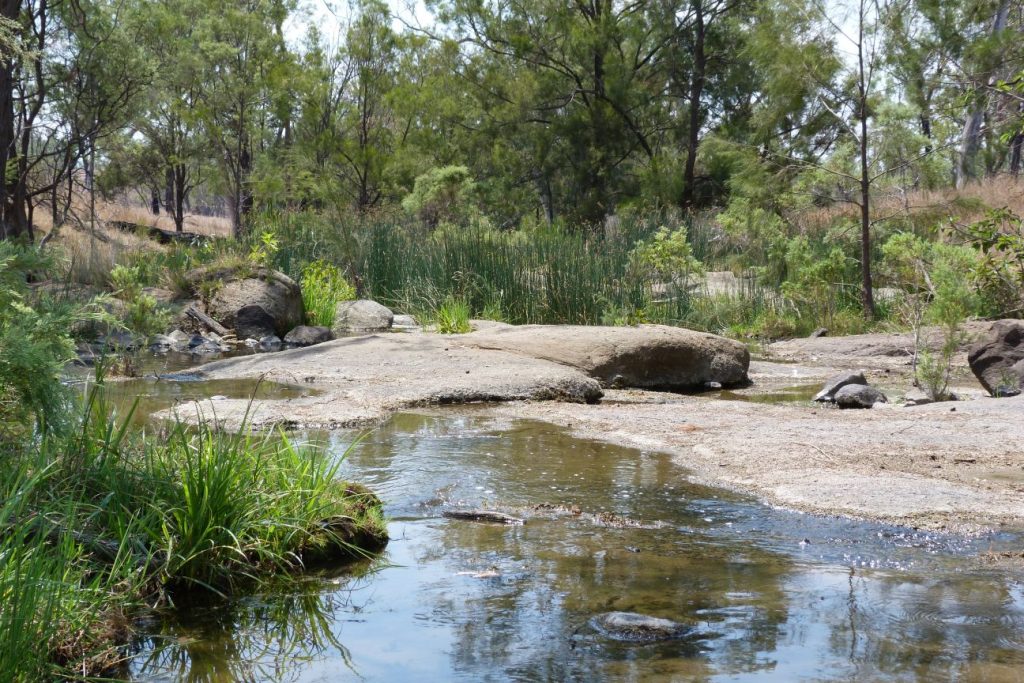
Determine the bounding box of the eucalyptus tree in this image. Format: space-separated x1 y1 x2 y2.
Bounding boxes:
0 0 145 241
192 0 295 237
433 0 670 225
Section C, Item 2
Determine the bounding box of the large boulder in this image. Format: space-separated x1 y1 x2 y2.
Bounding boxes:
191 267 304 338
464 324 749 390
967 320 1024 396
333 299 394 334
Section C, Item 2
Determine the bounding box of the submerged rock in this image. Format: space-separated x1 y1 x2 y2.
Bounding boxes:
590 612 689 642
284 325 333 348
463 324 750 390
813 371 867 402
333 299 394 334
834 384 888 409
967 320 1024 397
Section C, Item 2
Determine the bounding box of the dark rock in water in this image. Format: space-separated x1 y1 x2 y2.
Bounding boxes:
259 335 282 352
235 304 278 340
967 320 1024 397
284 325 333 348
834 384 888 409
809 327 829 338
591 612 689 642
813 371 867 402
188 334 223 355
149 335 174 354
102 330 141 351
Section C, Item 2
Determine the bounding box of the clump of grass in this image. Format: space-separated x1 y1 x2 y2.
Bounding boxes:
300 260 356 327
436 296 472 334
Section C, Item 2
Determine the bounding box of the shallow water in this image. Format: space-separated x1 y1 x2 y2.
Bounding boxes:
129 412 1024 682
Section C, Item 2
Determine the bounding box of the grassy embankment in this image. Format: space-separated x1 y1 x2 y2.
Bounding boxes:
0 243 386 680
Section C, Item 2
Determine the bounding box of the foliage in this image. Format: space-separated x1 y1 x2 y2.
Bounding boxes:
401 166 479 228
963 208 1024 318
628 225 705 285
0 244 108 435
301 260 357 327
881 232 979 400
436 296 472 334
0 379 386 678
109 264 170 338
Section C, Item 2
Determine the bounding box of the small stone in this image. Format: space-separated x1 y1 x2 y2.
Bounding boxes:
903 388 933 407
703 381 723 390
813 371 867 403
809 327 828 338
283 325 333 348
834 384 888 409
259 335 282 351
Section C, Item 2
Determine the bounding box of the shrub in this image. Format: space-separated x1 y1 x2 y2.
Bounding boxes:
300 260 357 327
436 296 472 334
401 166 478 228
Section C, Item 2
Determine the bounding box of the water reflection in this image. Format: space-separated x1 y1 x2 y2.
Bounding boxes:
132 413 1024 682
133 565 376 683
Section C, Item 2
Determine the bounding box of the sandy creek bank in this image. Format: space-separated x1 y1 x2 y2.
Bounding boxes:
159 324 1024 534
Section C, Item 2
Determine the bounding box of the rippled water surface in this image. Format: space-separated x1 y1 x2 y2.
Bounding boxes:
130 412 1024 682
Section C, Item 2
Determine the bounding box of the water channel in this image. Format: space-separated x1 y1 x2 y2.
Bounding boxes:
88 357 1024 682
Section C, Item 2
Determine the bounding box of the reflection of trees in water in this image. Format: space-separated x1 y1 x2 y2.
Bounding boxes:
132 566 378 683
424 515 795 680
824 566 1024 679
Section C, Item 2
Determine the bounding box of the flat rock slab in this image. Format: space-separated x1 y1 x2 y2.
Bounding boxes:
159 332 604 429
495 393 1024 531
464 324 750 390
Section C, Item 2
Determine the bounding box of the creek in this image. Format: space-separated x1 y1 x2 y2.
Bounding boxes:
90 357 1024 682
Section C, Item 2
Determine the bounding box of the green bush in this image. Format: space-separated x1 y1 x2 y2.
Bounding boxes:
436 296 472 334
401 165 479 228
300 260 357 327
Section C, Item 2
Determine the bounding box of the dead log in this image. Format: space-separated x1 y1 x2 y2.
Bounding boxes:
184 304 231 337
442 509 525 525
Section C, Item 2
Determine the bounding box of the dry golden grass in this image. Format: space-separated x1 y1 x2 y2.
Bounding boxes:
790 174 1024 234
33 196 231 286
45 224 165 287
102 202 232 237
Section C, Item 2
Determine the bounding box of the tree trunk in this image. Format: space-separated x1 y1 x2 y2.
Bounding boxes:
164 166 173 220
956 0 1010 188
681 0 706 211
1010 132 1023 177
857 0 875 320
173 164 186 232
0 1 23 240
